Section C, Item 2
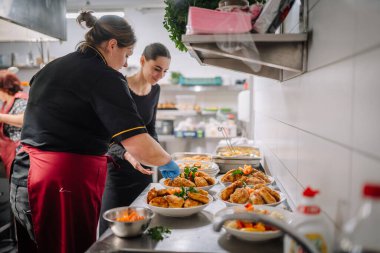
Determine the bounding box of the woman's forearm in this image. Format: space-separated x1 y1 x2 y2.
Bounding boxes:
0 113 24 128
120 133 171 167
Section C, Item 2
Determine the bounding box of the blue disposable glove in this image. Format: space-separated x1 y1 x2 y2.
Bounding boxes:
158 160 180 179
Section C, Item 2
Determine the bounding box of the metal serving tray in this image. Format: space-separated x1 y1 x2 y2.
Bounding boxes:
171 152 213 162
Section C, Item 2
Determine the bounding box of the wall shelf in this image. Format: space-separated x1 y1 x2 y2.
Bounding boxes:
182 33 308 82
160 84 244 92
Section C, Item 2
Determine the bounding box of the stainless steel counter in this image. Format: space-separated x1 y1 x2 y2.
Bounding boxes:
87 183 286 253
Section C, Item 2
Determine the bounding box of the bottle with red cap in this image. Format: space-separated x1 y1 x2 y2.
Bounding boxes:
284 186 334 253
339 183 380 253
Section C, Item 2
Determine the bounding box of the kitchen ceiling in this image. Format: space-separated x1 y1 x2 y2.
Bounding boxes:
66 0 165 11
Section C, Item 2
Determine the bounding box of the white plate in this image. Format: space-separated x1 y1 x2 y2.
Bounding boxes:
215 206 293 242
147 195 213 217
216 189 286 207
217 174 274 187
179 162 220 178
159 177 217 191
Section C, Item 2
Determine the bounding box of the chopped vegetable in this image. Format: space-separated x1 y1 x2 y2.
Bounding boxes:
147 226 171 241
115 210 145 222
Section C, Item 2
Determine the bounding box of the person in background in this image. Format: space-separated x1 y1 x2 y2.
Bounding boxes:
0 70 28 178
99 43 171 236
10 11 179 253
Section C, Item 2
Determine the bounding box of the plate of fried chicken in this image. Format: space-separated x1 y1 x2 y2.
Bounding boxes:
217 181 285 207
217 165 274 187
147 187 213 217
160 168 217 191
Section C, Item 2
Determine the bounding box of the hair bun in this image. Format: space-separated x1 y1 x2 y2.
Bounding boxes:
77 10 97 28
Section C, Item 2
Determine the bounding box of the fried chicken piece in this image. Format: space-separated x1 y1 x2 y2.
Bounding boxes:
258 188 277 204
251 183 265 190
197 189 208 196
157 189 171 196
187 192 209 204
249 191 265 205
220 181 243 201
164 178 173 187
253 171 270 183
245 176 265 185
229 188 249 204
147 188 158 203
264 187 281 202
204 176 215 185
195 171 208 177
194 176 208 187
183 198 202 208
149 196 169 208
221 169 243 183
171 177 196 187
165 195 185 208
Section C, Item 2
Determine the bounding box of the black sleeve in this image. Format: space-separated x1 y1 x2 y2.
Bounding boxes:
107 143 126 160
89 72 147 143
146 86 160 143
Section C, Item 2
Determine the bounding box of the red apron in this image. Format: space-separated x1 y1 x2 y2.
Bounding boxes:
0 92 28 178
23 145 107 253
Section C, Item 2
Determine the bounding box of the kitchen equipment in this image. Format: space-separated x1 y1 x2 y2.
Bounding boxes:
102 206 154 238
156 120 174 135
213 145 262 173
213 213 318 253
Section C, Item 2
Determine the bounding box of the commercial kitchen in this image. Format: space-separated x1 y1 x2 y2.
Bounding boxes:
0 0 379 253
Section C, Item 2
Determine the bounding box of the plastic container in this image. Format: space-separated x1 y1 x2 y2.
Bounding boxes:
186 7 252 35
339 183 380 253
284 187 334 253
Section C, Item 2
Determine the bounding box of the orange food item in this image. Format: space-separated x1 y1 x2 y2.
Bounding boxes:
115 210 145 222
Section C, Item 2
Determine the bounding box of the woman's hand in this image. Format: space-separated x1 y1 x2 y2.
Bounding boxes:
124 152 153 175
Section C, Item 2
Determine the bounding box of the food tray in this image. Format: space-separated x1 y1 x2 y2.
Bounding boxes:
172 152 213 162
213 158 261 174
214 145 261 160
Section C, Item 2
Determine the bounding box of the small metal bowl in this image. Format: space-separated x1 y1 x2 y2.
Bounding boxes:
103 206 154 238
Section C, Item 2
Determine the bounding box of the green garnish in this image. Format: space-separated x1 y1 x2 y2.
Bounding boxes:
147 226 171 241
187 186 198 193
174 186 186 198
232 169 243 176
184 166 198 180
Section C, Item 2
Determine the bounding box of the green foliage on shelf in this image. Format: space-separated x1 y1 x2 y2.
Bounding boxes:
163 0 265 52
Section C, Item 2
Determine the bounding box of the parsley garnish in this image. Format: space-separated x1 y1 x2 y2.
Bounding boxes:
184 166 198 180
173 186 198 199
232 169 243 176
147 226 171 241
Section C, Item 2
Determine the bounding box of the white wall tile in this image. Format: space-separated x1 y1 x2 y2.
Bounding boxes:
354 0 380 53
298 131 351 220
307 0 355 71
277 123 299 177
298 59 354 146
351 153 380 216
353 48 380 159
261 144 302 210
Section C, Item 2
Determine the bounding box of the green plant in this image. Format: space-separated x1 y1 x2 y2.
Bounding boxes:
163 0 264 52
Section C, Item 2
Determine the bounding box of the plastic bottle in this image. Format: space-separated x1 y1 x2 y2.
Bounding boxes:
339 183 380 253
284 187 334 253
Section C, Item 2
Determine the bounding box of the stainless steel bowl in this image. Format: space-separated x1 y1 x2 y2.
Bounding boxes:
103 206 154 238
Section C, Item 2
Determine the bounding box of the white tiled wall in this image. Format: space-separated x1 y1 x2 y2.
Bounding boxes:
253 0 380 224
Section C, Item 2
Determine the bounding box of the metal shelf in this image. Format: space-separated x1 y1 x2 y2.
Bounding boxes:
182 33 308 82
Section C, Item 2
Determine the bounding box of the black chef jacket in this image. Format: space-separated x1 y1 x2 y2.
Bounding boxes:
21 46 147 155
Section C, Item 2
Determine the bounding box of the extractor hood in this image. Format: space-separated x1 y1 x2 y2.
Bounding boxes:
0 0 67 41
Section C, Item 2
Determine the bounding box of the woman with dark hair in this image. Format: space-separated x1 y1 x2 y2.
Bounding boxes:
99 43 171 236
10 12 179 253
0 70 28 178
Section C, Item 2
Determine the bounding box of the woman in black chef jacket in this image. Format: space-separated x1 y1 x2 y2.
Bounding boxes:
10 11 179 253
99 43 171 236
